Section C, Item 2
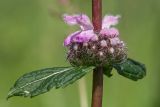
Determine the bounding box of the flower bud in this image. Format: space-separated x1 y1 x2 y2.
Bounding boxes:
100 40 107 47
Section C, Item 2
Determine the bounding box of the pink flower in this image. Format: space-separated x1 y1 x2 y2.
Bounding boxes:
63 14 120 46
102 15 120 29
100 15 120 38
100 28 119 38
63 14 93 30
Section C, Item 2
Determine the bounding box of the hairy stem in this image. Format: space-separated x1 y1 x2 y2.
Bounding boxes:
91 0 103 107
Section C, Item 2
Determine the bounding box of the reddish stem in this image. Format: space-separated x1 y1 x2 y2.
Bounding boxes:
92 0 102 32
91 0 103 107
91 67 103 107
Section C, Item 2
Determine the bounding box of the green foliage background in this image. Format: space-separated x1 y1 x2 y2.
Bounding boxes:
0 0 159 107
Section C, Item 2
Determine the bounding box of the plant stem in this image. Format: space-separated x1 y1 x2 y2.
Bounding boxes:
92 0 102 32
91 0 103 107
91 67 103 107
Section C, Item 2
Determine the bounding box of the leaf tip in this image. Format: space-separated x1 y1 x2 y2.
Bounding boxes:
6 91 14 100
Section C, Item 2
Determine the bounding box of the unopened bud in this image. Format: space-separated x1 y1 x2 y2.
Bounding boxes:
83 42 88 46
100 40 107 47
92 45 96 50
110 37 120 46
99 51 104 56
109 47 114 53
73 45 78 50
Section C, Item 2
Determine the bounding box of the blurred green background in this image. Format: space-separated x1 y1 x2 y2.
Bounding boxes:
0 0 160 107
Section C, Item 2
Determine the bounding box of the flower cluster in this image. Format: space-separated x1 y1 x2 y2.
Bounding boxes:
63 14 127 66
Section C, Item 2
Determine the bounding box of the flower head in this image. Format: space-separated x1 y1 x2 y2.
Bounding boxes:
63 13 127 66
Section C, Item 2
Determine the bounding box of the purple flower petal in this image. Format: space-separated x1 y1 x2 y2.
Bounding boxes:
64 31 81 46
63 14 93 30
100 28 119 38
63 14 78 25
76 14 93 30
72 30 96 43
102 15 120 29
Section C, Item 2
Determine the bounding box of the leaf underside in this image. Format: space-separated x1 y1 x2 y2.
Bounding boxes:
7 66 95 99
113 58 146 81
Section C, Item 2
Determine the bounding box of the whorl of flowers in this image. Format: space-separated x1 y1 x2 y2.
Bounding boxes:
63 14 127 66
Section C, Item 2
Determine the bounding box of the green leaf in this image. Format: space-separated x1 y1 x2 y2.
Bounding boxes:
113 58 146 81
7 66 95 99
103 66 113 77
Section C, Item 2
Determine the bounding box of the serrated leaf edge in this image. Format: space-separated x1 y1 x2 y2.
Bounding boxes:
7 67 74 98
